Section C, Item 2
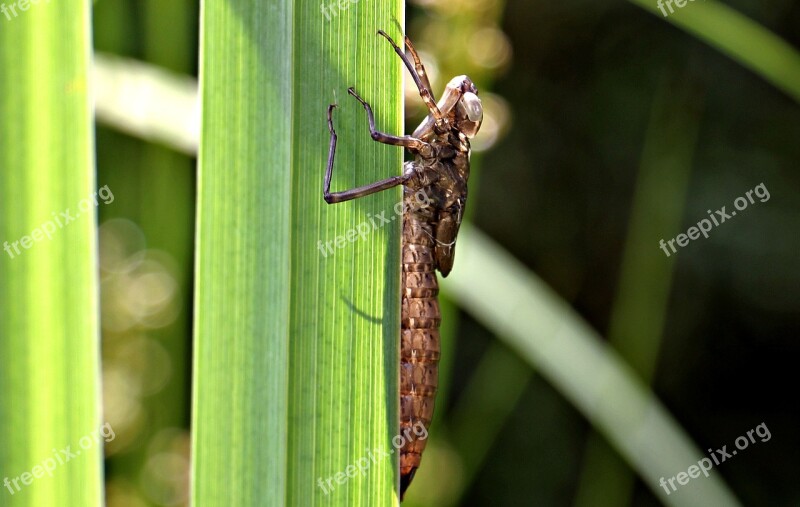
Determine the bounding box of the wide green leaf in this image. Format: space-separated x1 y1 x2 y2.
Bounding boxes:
193 1 403 505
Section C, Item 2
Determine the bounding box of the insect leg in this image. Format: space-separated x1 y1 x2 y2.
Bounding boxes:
377 30 444 125
386 18 435 99
347 88 433 156
324 103 412 204
411 76 469 138
402 35 434 100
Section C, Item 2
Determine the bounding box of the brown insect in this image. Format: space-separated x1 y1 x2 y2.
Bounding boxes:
323 30 483 500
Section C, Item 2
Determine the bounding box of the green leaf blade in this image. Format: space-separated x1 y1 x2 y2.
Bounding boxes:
0 2 103 506
193 1 403 506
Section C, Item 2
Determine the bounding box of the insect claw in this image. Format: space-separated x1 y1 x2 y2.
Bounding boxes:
327 104 337 133
377 29 400 50
347 87 366 105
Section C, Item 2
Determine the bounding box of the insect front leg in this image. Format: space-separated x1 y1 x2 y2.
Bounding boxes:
402 35 435 101
386 20 435 99
324 103 418 204
377 30 446 131
347 88 434 157
411 75 473 139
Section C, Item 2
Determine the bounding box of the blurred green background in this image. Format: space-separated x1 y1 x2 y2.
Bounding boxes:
88 0 798 506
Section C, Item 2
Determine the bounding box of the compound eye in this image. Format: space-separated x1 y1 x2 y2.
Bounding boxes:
461 92 483 122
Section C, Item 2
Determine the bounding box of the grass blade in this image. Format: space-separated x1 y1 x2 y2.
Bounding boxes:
0 2 103 506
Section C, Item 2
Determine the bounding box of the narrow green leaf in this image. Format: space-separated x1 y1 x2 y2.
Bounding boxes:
0 2 104 506
193 1 403 505
628 0 800 104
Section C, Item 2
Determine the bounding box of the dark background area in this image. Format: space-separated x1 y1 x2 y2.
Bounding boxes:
456 1 799 505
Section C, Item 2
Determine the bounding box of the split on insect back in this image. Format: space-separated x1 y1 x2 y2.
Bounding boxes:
323 28 482 501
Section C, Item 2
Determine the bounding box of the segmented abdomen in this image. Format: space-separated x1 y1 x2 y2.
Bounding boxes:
399 204 441 499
